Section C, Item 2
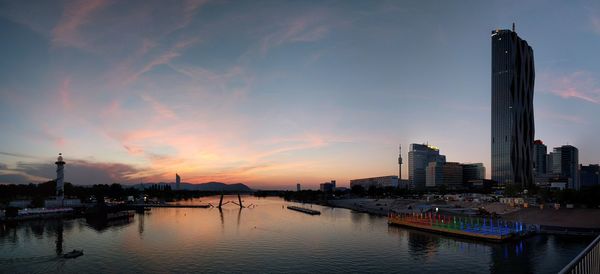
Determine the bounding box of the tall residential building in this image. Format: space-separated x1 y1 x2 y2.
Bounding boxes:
296 183 301 192
462 163 486 182
408 143 446 190
533 140 547 176
552 145 580 190
175 173 181 190
491 25 535 188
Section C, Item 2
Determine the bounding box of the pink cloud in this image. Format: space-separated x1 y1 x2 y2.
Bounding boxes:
52 0 111 48
540 70 600 104
141 94 177 120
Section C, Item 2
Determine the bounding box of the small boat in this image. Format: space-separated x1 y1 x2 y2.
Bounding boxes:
63 249 84 259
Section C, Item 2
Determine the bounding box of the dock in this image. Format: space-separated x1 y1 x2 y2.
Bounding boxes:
287 205 321 215
388 212 527 242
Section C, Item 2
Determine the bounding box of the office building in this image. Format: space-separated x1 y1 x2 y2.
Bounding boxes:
408 143 446 190
296 183 301 192
426 162 463 189
350 176 399 189
580 164 600 188
552 145 580 190
175 173 181 190
491 25 535 188
462 163 486 182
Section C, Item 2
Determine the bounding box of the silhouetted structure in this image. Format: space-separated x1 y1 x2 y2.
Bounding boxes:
491 25 535 188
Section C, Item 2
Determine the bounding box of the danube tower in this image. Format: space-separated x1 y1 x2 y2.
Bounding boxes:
55 153 66 204
491 24 535 188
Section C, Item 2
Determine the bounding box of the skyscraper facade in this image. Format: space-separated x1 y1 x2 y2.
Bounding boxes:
533 140 547 176
408 143 446 190
491 26 535 188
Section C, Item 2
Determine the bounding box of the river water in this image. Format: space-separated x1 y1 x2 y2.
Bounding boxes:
0 196 593 273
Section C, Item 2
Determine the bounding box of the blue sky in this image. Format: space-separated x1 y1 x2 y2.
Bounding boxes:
0 0 599 189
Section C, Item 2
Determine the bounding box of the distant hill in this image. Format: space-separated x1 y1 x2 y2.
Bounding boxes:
131 182 253 192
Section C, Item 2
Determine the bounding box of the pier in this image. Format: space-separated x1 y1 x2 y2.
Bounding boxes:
287 206 321 215
388 212 528 242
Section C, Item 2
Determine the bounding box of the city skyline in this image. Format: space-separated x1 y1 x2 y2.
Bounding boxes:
1 1 600 189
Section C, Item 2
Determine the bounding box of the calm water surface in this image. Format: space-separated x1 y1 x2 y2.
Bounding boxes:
0 196 593 273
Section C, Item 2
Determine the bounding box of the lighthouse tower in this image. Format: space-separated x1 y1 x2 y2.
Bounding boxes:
55 153 66 204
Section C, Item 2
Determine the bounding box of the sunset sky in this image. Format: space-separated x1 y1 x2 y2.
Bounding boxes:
1 0 599 189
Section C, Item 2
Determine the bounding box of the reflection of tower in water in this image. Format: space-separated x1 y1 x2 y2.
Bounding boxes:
138 212 145 237
55 220 64 255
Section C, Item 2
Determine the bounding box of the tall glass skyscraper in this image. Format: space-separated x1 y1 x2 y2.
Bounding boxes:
491 26 535 188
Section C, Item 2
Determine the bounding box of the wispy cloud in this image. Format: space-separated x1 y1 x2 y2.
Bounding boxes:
539 70 600 104
52 0 111 49
260 10 333 54
141 94 177 120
